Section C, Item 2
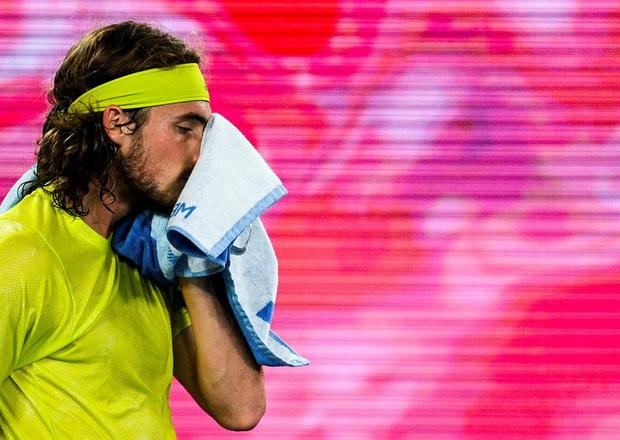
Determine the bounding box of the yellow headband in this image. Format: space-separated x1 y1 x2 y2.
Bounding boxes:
68 63 210 113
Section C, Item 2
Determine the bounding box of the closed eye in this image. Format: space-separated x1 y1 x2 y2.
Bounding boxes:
177 125 193 135
174 112 209 136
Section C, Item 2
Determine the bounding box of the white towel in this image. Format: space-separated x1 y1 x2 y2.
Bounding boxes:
161 113 308 366
167 113 287 261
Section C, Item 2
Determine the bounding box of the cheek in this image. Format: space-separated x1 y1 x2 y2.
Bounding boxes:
144 130 178 162
141 125 196 179
153 136 194 179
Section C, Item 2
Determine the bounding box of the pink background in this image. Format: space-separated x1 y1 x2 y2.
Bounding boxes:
2 1 620 438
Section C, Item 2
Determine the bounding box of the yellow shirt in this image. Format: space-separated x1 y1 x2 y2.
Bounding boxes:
0 188 189 439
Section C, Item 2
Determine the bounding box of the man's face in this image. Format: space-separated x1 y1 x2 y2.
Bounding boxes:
116 101 212 213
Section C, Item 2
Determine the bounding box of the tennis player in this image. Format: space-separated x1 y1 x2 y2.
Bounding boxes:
0 21 265 438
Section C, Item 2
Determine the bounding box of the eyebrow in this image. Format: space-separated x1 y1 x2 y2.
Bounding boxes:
174 112 209 126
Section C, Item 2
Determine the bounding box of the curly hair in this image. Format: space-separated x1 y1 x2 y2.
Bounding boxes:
25 21 202 216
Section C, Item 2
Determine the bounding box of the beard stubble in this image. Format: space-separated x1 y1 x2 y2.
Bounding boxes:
115 136 181 214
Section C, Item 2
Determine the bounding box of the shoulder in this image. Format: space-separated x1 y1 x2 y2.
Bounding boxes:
0 218 76 368
0 215 75 330
0 217 62 266
0 188 74 265
0 217 71 304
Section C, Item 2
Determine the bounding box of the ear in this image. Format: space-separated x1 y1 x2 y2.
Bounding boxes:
102 106 132 148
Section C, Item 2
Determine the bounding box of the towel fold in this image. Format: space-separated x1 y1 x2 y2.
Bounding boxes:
0 113 309 367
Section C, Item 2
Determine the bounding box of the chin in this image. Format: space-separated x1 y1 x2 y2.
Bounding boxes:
136 191 176 214
140 179 186 213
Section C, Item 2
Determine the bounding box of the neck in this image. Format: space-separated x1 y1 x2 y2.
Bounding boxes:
80 181 132 238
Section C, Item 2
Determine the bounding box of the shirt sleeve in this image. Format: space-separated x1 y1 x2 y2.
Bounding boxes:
171 306 192 339
166 285 192 339
0 221 74 383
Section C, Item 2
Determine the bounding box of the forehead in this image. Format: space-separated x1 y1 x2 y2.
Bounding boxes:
150 101 212 121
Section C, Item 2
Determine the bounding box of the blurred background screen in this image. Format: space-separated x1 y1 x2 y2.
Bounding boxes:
2 1 620 438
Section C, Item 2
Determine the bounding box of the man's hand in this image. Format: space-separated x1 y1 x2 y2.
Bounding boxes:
172 276 266 431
